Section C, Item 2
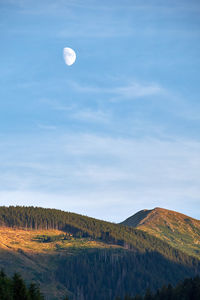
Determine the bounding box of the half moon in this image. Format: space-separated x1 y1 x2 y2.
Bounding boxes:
63 47 76 66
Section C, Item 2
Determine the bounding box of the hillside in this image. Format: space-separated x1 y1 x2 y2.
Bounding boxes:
118 276 200 300
121 207 200 259
0 227 119 299
0 206 200 300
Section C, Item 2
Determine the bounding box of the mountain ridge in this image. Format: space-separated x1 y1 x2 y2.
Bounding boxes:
121 207 200 259
121 207 200 226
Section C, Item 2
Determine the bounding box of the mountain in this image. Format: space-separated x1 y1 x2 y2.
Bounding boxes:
121 207 200 259
0 206 200 300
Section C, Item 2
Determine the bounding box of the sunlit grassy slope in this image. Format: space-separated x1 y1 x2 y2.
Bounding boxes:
0 227 120 299
0 227 119 253
121 207 200 259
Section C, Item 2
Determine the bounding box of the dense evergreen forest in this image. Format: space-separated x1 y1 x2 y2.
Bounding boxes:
117 276 200 300
1 268 199 300
55 248 200 300
0 270 44 300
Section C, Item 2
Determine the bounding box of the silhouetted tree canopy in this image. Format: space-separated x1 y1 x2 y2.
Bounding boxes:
0 270 44 300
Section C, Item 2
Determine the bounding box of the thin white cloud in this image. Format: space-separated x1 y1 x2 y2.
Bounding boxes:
0 132 200 221
39 98 110 124
70 80 165 100
114 82 163 98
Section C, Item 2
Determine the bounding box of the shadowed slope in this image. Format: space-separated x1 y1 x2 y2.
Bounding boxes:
120 209 153 227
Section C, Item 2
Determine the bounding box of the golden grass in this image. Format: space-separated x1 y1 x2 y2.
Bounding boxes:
0 227 120 254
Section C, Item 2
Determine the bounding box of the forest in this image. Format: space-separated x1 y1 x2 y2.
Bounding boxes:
55 248 200 300
117 276 200 300
0 270 44 300
1 269 200 300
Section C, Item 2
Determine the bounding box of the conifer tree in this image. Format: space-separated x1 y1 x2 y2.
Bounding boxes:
12 273 28 300
0 269 12 300
28 283 44 300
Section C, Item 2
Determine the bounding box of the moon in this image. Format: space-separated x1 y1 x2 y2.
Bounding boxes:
63 47 76 66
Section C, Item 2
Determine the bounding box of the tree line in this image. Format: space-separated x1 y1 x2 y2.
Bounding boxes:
0 270 44 300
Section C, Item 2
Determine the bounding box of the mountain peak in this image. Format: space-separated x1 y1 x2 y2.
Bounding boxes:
121 207 200 259
120 207 169 227
121 207 199 227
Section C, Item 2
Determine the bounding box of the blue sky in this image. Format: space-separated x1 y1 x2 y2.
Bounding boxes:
0 0 200 222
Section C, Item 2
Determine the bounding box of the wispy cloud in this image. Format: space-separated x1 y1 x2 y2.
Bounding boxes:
70 80 165 100
0 132 200 221
114 82 163 99
39 98 110 124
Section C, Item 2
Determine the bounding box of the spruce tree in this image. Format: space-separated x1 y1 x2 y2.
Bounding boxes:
12 273 28 300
